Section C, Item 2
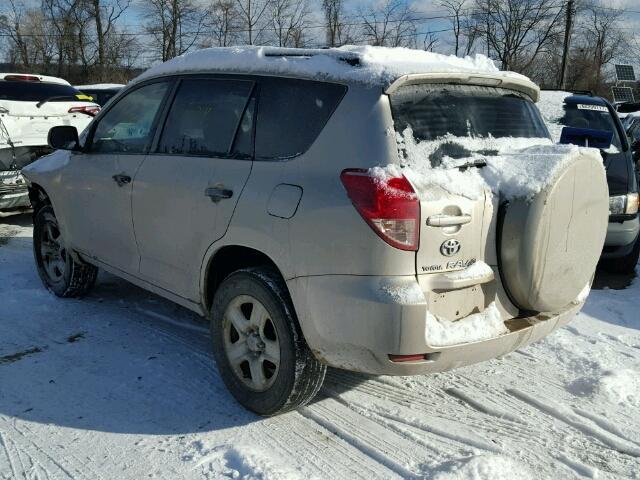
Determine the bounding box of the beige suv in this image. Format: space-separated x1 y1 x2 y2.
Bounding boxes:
23 47 609 415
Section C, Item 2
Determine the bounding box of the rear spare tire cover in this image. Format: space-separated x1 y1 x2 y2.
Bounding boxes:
499 151 609 312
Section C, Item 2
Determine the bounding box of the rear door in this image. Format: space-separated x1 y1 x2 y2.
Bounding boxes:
387 82 550 320
131 76 255 300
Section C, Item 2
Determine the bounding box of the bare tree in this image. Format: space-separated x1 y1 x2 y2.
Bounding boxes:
322 0 352 47
205 0 239 47
143 0 207 61
439 0 465 56
360 0 417 48
474 0 565 72
423 31 438 52
580 2 626 91
234 0 271 45
269 0 310 47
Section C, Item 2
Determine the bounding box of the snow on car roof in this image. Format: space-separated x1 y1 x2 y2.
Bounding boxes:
0 73 71 85
75 83 125 90
133 45 534 93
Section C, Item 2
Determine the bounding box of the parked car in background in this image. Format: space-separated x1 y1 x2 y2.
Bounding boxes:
1 73 99 213
615 101 640 120
23 47 608 415
539 90 640 273
627 117 640 164
75 84 124 107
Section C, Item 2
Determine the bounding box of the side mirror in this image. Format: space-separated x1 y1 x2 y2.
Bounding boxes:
632 139 640 152
559 126 613 150
48 125 79 151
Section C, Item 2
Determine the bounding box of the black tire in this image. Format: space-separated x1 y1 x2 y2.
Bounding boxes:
210 267 326 416
602 234 640 275
33 205 98 297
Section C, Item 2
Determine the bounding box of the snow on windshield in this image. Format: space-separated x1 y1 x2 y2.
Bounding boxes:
384 126 598 201
133 45 529 88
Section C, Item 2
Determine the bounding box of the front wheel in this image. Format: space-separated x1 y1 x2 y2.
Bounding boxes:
33 205 98 297
210 267 326 415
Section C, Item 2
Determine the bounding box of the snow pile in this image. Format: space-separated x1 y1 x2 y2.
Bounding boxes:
379 279 426 304
443 260 494 282
391 127 600 201
134 45 525 88
432 454 534 480
598 369 640 407
426 303 508 347
537 90 572 142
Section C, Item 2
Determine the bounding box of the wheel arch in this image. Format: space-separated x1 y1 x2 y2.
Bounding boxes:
202 245 289 313
28 183 51 213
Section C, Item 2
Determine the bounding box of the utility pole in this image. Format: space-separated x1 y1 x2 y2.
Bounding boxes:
558 0 575 89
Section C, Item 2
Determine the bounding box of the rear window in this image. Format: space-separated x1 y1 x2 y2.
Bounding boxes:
255 78 346 160
390 84 549 141
559 102 622 149
0 81 86 102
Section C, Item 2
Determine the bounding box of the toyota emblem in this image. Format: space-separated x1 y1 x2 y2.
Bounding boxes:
440 239 461 256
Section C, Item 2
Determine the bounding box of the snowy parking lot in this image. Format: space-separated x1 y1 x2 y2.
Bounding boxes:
1 215 639 479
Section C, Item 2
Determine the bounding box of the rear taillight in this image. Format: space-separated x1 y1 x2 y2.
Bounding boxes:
68 105 100 117
340 168 420 251
4 74 40 82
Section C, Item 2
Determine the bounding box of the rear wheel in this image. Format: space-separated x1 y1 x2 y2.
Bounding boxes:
33 205 98 297
210 267 326 415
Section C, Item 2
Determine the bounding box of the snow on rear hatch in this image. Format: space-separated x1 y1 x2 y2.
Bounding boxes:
385 81 601 343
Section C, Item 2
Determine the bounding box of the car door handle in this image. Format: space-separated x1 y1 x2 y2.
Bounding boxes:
112 173 131 187
427 214 472 227
205 186 233 202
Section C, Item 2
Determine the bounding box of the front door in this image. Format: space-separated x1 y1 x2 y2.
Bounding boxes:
59 81 171 273
132 77 256 300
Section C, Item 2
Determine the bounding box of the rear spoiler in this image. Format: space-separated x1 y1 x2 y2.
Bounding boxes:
385 72 540 102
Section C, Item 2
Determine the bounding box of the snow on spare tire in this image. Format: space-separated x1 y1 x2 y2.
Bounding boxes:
390 132 609 313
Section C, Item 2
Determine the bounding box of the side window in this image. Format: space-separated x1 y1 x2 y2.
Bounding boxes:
158 78 254 157
90 82 169 154
255 78 347 160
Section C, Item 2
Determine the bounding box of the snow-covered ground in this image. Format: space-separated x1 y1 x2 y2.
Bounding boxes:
1 215 639 479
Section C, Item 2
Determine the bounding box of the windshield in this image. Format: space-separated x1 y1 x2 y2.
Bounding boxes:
558 102 621 150
0 81 86 102
390 84 549 141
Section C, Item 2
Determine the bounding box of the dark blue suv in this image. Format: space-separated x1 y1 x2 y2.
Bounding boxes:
544 92 639 273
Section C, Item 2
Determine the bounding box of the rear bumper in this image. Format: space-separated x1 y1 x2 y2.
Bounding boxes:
602 216 640 259
287 274 581 375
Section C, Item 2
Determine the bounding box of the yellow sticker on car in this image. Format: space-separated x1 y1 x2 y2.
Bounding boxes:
75 94 93 101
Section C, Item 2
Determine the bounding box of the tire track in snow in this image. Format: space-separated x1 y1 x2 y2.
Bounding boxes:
247 414 383 480
507 388 640 457
0 432 21 480
299 403 416 479
0 420 82 480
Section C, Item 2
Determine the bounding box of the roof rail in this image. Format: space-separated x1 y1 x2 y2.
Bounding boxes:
541 88 593 96
261 47 361 67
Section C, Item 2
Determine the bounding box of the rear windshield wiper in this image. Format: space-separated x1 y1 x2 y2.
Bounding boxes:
36 96 75 108
454 158 488 171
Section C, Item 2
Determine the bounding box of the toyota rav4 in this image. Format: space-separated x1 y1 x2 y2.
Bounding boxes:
23 47 609 415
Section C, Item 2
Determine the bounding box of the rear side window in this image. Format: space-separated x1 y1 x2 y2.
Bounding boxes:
255 78 346 160
158 78 254 158
0 81 85 102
